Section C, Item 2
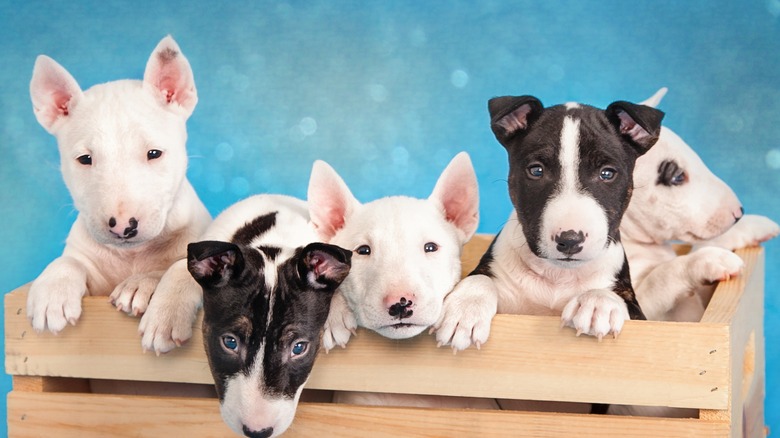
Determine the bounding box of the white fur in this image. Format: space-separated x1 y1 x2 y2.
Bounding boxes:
27 36 210 333
308 152 480 349
610 88 779 417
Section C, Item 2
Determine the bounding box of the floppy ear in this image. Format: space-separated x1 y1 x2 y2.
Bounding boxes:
639 87 668 108
187 241 244 289
605 101 665 156
30 55 83 134
428 152 480 243
297 243 352 291
307 160 361 241
143 35 198 118
488 95 544 145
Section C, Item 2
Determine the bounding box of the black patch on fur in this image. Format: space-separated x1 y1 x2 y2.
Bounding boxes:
232 212 277 245
611 251 646 320
469 233 499 278
656 159 685 186
257 245 282 261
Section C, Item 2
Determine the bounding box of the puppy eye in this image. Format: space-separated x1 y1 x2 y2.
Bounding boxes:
424 242 438 253
671 172 687 186
600 167 617 181
356 245 371 255
527 164 543 179
291 341 309 358
76 154 92 166
147 149 163 160
221 335 239 353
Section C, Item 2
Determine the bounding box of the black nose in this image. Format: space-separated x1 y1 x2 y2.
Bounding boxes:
243 425 273 438
388 297 414 319
555 230 585 256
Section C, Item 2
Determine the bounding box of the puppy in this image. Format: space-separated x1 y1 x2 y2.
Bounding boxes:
186 194 351 438
610 88 779 417
307 152 480 350
27 36 210 333
435 96 664 353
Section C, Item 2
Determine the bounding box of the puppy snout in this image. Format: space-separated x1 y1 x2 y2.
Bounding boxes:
108 216 139 239
387 296 414 319
734 206 744 223
242 425 273 438
554 230 585 256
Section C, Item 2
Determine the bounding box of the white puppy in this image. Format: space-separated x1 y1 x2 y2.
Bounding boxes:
27 36 210 333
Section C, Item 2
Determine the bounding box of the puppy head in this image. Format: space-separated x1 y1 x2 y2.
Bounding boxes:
308 153 479 339
622 88 743 243
188 240 351 438
29 36 197 248
489 95 663 266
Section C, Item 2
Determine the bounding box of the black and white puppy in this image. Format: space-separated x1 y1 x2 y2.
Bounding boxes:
186 195 351 438
435 96 663 351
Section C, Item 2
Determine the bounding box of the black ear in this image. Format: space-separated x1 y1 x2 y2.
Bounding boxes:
297 243 352 291
187 240 244 288
605 101 665 156
488 95 544 145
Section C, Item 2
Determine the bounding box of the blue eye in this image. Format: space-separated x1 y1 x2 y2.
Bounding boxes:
291 341 309 357
221 335 239 352
671 172 686 186
600 167 617 181
527 164 543 179
356 245 371 255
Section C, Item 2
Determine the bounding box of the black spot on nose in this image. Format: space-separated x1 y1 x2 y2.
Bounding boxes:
108 217 117 228
124 217 138 238
243 425 273 438
555 230 585 255
388 297 414 319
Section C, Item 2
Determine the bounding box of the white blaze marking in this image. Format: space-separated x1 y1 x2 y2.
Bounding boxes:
558 116 581 195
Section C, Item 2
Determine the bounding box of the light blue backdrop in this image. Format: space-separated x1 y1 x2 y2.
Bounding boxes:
2 1 779 434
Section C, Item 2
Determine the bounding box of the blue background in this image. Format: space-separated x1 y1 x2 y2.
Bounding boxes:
1 1 779 434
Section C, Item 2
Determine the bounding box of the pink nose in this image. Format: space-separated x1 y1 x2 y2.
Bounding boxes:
108 216 139 239
385 293 415 319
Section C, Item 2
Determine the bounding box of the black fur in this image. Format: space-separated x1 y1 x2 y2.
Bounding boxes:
232 212 277 245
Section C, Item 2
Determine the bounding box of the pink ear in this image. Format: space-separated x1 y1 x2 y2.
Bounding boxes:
307 161 360 241
429 152 480 242
143 35 198 118
29 55 83 134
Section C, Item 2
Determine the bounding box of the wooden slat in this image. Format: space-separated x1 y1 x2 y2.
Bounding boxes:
8 392 729 438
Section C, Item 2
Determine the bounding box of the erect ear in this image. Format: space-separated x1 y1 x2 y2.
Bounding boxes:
307 160 361 241
488 95 544 145
605 101 665 156
30 55 83 134
428 152 480 243
297 243 352 291
187 241 244 289
143 35 198 118
639 87 668 108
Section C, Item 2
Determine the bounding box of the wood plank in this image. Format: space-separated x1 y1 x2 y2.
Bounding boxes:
8 392 729 438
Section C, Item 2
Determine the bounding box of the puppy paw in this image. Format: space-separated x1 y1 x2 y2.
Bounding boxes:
27 274 86 334
701 215 780 250
561 289 629 340
322 293 357 351
109 271 164 316
432 275 497 351
688 247 744 284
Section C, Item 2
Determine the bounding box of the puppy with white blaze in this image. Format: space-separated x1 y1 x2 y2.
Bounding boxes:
435 96 664 353
307 152 480 350
27 36 210 333
187 195 352 438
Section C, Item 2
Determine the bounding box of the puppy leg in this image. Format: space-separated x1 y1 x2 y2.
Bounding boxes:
694 214 779 251
27 255 88 333
110 270 165 316
322 291 358 351
561 289 629 340
432 274 498 351
138 259 202 354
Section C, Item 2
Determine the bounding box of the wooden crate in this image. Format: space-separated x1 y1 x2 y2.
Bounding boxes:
4 236 767 437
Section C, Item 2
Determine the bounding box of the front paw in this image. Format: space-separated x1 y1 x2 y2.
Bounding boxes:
688 247 744 284
109 271 164 316
561 290 629 340
322 293 357 351
27 275 86 334
737 215 780 246
432 275 497 351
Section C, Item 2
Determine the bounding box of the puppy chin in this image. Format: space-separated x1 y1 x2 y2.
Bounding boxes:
373 323 429 339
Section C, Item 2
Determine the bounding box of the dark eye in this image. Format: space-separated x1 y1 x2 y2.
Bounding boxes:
221 335 239 352
291 341 309 358
527 164 543 179
424 242 438 253
356 245 371 255
600 167 617 181
147 149 163 160
77 154 92 166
